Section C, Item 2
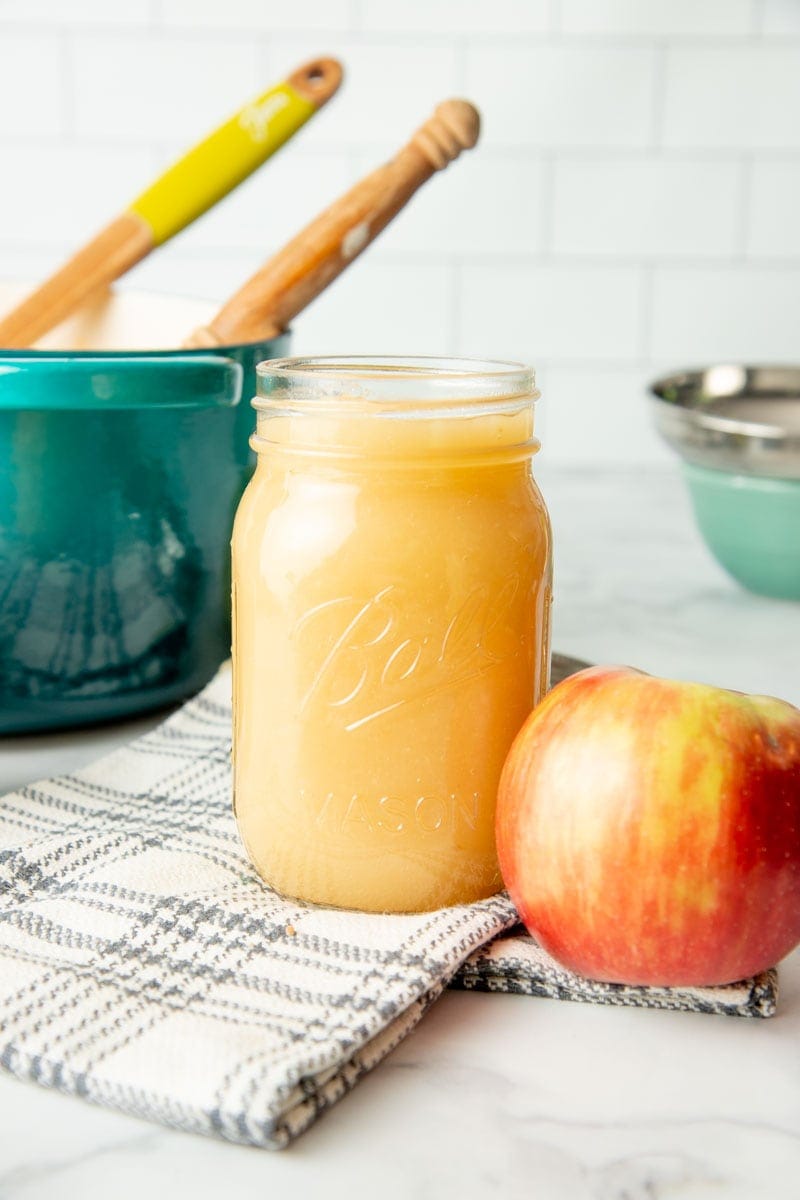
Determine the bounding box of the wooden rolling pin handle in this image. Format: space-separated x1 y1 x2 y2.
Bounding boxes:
187 99 480 348
409 97 480 171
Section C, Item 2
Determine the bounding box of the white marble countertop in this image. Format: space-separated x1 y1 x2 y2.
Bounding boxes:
1 466 798 1199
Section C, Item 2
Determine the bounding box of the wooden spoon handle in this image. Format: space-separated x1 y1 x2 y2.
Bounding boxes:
0 58 343 349
0 214 153 351
186 99 480 348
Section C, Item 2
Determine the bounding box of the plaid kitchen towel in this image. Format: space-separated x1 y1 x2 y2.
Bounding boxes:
453 929 778 1018
0 661 778 1151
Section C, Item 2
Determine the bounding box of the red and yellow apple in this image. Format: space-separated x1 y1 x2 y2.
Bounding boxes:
496 666 800 986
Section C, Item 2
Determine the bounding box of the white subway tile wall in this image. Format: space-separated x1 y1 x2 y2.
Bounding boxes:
0 33 63 135
361 0 550 36
560 0 756 37
0 1 154 25
70 34 262 140
0 0 798 465
464 44 657 149
747 161 800 258
760 0 800 34
2 145 157 244
159 1 355 34
662 47 800 150
552 159 743 258
651 266 800 362
459 263 644 363
267 37 460 149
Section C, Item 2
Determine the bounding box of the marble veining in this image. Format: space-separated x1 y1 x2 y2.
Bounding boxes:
0 467 797 1196
0 1133 159 1198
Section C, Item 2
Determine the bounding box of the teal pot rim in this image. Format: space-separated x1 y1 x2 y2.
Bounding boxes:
0 331 291 412
0 353 243 411
0 333 290 361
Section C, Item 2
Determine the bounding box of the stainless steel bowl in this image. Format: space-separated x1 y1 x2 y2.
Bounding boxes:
650 365 800 480
649 365 800 600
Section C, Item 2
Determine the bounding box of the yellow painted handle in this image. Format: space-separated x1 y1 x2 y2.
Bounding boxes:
128 57 342 246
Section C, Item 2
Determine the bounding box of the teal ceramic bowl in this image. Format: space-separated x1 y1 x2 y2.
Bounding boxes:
682 463 800 600
0 287 289 732
650 366 800 602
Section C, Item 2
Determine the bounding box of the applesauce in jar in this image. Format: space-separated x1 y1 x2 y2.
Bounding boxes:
232 357 552 913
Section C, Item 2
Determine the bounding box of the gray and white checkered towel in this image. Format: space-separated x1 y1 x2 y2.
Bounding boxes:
0 661 778 1150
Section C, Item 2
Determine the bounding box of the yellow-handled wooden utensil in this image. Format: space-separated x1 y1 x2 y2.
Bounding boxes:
185 99 479 348
0 58 343 349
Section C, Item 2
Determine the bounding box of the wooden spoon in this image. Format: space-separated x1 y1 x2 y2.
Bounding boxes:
0 58 343 349
185 99 480 348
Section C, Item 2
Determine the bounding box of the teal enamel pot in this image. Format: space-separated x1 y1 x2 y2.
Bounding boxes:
650 365 800 602
0 289 289 731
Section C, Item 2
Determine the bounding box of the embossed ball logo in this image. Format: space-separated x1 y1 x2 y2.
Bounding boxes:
295 578 527 733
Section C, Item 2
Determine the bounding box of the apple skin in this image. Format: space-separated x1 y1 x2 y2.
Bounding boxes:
496 666 800 987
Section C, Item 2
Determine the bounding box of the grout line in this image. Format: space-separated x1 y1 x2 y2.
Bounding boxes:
449 260 463 356
5 23 800 45
5 240 800 270
345 249 800 269
544 147 800 161
751 0 766 35
540 152 556 254
3 240 800 274
58 29 75 138
139 20 358 39
261 29 800 46
736 155 755 261
637 264 654 361
346 146 362 183
257 31 275 80
2 134 797 162
454 36 469 93
650 41 667 151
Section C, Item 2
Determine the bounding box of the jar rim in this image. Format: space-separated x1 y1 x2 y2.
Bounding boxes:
255 355 537 406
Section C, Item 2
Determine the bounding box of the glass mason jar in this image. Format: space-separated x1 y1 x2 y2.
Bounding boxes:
231 357 552 913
